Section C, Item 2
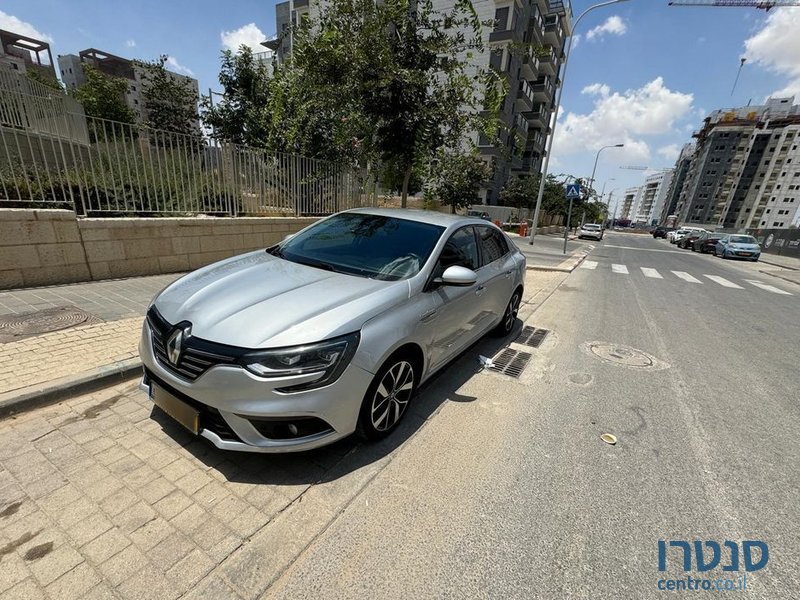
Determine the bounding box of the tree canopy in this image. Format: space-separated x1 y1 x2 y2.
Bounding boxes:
137 56 199 135
70 64 135 124
200 47 273 147
264 0 504 205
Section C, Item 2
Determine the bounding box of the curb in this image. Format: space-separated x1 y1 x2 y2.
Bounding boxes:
758 269 800 287
0 358 142 419
526 251 588 273
758 257 799 271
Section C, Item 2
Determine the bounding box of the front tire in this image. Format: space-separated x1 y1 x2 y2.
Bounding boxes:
357 356 418 441
493 290 521 337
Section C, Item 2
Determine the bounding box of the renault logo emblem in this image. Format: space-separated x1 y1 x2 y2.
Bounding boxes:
166 325 190 365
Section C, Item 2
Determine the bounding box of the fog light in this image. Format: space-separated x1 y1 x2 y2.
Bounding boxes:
288 424 299 436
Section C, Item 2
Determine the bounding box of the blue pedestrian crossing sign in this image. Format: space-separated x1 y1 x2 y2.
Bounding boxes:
565 184 581 199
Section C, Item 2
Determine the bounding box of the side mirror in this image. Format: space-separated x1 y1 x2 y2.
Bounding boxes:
436 265 478 287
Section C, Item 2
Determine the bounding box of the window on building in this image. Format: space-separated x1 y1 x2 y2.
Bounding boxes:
133 99 138 105
494 7 509 31
761 221 766 225
766 209 771 213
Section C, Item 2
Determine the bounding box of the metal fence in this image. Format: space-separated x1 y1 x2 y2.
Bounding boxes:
1 70 375 216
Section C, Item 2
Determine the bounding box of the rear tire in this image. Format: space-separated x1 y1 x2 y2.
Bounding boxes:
492 290 521 337
357 355 418 441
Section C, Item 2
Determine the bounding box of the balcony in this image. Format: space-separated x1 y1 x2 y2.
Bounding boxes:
521 54 539 81
543 16 564 47
538 46 558 76
516 80 535 111
528 6 545 44
532 79 554 102
293 0 309 7
526 128 545 152
489 29 516 44
523 105 547 128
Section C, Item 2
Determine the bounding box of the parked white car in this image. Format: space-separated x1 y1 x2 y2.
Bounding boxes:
578 223 604 241
670 227 704 244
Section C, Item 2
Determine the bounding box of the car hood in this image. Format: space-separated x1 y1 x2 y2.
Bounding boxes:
153 251 407 348
728 243 760 250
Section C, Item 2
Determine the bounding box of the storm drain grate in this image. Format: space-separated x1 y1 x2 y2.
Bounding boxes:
488 348 532 378
515 326 550 348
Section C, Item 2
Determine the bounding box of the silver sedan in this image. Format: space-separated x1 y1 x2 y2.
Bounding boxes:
139 208 527 452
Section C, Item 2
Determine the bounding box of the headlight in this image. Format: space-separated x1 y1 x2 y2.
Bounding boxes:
242 332 360 392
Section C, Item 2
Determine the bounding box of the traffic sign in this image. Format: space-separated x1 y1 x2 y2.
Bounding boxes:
565 184 581 199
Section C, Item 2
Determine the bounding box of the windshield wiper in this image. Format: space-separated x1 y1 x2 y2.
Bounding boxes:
267 245 285 258
294 258 338 273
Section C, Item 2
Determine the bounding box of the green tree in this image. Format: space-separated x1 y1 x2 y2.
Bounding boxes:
266 0 504 205
201 47 273 146
499 175 538 211
137 56 199 135
428 152 491 214
70 64 135 124
26 69 63 91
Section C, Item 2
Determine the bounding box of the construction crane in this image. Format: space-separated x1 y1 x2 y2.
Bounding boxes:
668 1 800 10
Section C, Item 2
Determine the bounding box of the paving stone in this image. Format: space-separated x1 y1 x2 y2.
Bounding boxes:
66 512 113 547
0 553 29 594
153 490 193 520
138 476 175 505
0 578 45 600
117 565 178 600
180 575 243 600
80 528 131 564
111 500 156 534
129 517 174 552
99 487 139 518
165 548 216 594
97 544 150 586
44 562 101 600
26 543 85 587
148 532 197 572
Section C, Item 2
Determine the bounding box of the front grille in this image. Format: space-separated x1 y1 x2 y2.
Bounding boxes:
147 306 243 381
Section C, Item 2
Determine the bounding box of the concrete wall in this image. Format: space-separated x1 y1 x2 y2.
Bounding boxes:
0 209 318 290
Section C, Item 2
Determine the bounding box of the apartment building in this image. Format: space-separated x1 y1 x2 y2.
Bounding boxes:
0 29 56 80
57 49 200 125
634 170 674 225
263 0 572 206
676 97 800 230
658 143 693 225
621 187 641 221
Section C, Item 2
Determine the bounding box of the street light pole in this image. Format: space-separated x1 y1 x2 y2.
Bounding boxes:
588 144 624 199
529 0 632 245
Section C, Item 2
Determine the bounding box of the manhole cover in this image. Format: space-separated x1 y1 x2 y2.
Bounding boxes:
0 306 102 343
516 326 550 348
488 348 532 378
580 341 669 371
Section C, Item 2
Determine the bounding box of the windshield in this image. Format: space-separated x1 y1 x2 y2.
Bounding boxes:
275 213 444 281
730 235 758 244
583 224 601 230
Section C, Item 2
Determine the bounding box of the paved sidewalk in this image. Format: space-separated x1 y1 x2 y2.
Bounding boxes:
0 275 181 408
510 233 590 271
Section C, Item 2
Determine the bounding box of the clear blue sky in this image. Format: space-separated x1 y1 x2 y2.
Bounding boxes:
4 1 799 211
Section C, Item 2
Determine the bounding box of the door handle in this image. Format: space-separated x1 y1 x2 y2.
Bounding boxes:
476 285 486 293
504 269 513 277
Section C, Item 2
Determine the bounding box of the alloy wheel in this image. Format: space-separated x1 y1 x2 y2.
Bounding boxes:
370 360 415 432
503 293 521 333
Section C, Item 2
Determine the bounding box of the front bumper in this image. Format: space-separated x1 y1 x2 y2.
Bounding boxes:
138 321 374 453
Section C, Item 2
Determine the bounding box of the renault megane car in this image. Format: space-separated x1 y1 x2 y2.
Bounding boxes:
139 208 526 452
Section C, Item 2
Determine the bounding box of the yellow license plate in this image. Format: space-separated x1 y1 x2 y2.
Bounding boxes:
150 384 199 434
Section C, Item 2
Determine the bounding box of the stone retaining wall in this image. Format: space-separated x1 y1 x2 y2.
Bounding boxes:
0 209 318 290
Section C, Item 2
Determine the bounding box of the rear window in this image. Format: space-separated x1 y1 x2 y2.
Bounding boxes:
730 235 757 244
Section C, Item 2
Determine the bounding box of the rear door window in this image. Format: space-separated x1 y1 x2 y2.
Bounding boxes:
477 226 509 266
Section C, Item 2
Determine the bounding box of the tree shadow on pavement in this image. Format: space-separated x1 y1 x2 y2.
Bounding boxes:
150 321 522 487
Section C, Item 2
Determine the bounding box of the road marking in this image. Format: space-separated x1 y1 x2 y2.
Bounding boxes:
640 268 663 279
704 275 743 289
581 261 598 270
744 280 793 295
672 271 702 283
603 245 689 254
611 264 629 274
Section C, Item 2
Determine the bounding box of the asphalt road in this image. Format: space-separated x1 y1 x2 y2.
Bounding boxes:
266 231 800 599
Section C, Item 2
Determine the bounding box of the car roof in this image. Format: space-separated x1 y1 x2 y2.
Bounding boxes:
344 207 492 228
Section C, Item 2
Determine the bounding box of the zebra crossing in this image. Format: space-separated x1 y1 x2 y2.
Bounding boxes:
579 261 794 295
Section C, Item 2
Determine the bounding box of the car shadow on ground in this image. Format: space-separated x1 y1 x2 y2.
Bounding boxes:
150 322 522 487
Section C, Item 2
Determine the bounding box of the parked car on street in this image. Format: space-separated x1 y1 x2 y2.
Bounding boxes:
466 210 491 220
692 231 726 253
652 226 675 239
139 208 526 453
670 227 704 244
578 223 604 240
715 234 761 261
677 230 706 249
